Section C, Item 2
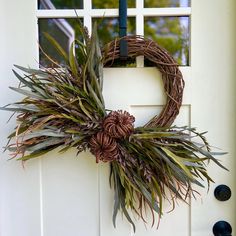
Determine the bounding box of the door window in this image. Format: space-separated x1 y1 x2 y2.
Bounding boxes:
37 0 191 67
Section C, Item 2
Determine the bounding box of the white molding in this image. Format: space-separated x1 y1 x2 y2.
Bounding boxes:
136 0 144 67
36 7 191 18
36 9 85 18
143 7 191 16
136 0 144 35
83 0 92 35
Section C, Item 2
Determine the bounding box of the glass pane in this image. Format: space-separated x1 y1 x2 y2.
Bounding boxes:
92 0 135 9
144 17 190 66
93 17 136 67
38 0 83 9
38 18 83 67
93 17 135 46
144 0 190 8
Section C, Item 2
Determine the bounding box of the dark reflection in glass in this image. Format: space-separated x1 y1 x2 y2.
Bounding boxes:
93 17 136 67
93 17 135 46
144 17 190 66
144 0 190 8
38 18 83 67
92 0 135 9
38 0 83 9
39 18 136 68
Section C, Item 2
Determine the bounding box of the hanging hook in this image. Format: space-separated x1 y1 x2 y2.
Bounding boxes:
119 0 128 59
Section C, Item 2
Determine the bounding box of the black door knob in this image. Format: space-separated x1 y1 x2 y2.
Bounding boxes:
213 221 232 236
214 185 231 201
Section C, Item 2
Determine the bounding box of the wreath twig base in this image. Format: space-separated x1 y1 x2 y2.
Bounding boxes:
103 35 185 128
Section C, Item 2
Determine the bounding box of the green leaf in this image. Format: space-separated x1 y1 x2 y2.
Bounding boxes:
112 163 136 232
75 39 87 65
160 147 193 179
69 41 78 78
0 107 29 112
18 130 67 140
86 81 105 115
121 202 136 232
185 142 228 171
9 87 43 99
14 65 47 76
31 85 49 98
12 70 34 89
151 177 163 214
134 178 160 214
13 104 39 112
7 126 28 139
112 176 120 228
91 22 103 88
17 147 56 161
132 132 178 139
152 146 192 184
43 32 68 62
62 113 85 124
26 138 64 152
78 98 93 120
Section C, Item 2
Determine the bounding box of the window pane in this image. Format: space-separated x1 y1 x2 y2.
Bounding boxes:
144 0 190 8
38 18 83 67
92 0 135 9
38 0 83 9
93 17 135 46
38 18 136 67
93 17 136 67
144 17 190 66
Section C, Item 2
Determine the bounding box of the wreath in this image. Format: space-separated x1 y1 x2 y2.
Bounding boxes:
2 23 226 231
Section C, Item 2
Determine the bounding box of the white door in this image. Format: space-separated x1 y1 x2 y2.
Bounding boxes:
0 0 235 236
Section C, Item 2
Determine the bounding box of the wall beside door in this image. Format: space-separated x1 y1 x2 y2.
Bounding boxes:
0 1 41 236
191 0 236 235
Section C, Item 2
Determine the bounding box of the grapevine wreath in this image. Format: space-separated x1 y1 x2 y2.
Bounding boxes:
2 23 226 231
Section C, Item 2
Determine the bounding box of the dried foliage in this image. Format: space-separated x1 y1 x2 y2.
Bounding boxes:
103 110 135 139
90 131 119 163
1 23 227 232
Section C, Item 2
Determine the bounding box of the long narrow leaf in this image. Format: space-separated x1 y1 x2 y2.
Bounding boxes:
9 87 43 99
14 65 47 76
69 41 78 78
43 32 68 62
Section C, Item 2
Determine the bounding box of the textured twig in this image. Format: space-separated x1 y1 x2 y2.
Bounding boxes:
102 35 184 127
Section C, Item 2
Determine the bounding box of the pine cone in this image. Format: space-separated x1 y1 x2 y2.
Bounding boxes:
103 110 135 139
89 132 119 163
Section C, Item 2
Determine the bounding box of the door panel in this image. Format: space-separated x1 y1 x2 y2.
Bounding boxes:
41 151 99 236
101 68 191 236
0 1 235 236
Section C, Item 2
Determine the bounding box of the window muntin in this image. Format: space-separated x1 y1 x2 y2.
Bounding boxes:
38 0 191 9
